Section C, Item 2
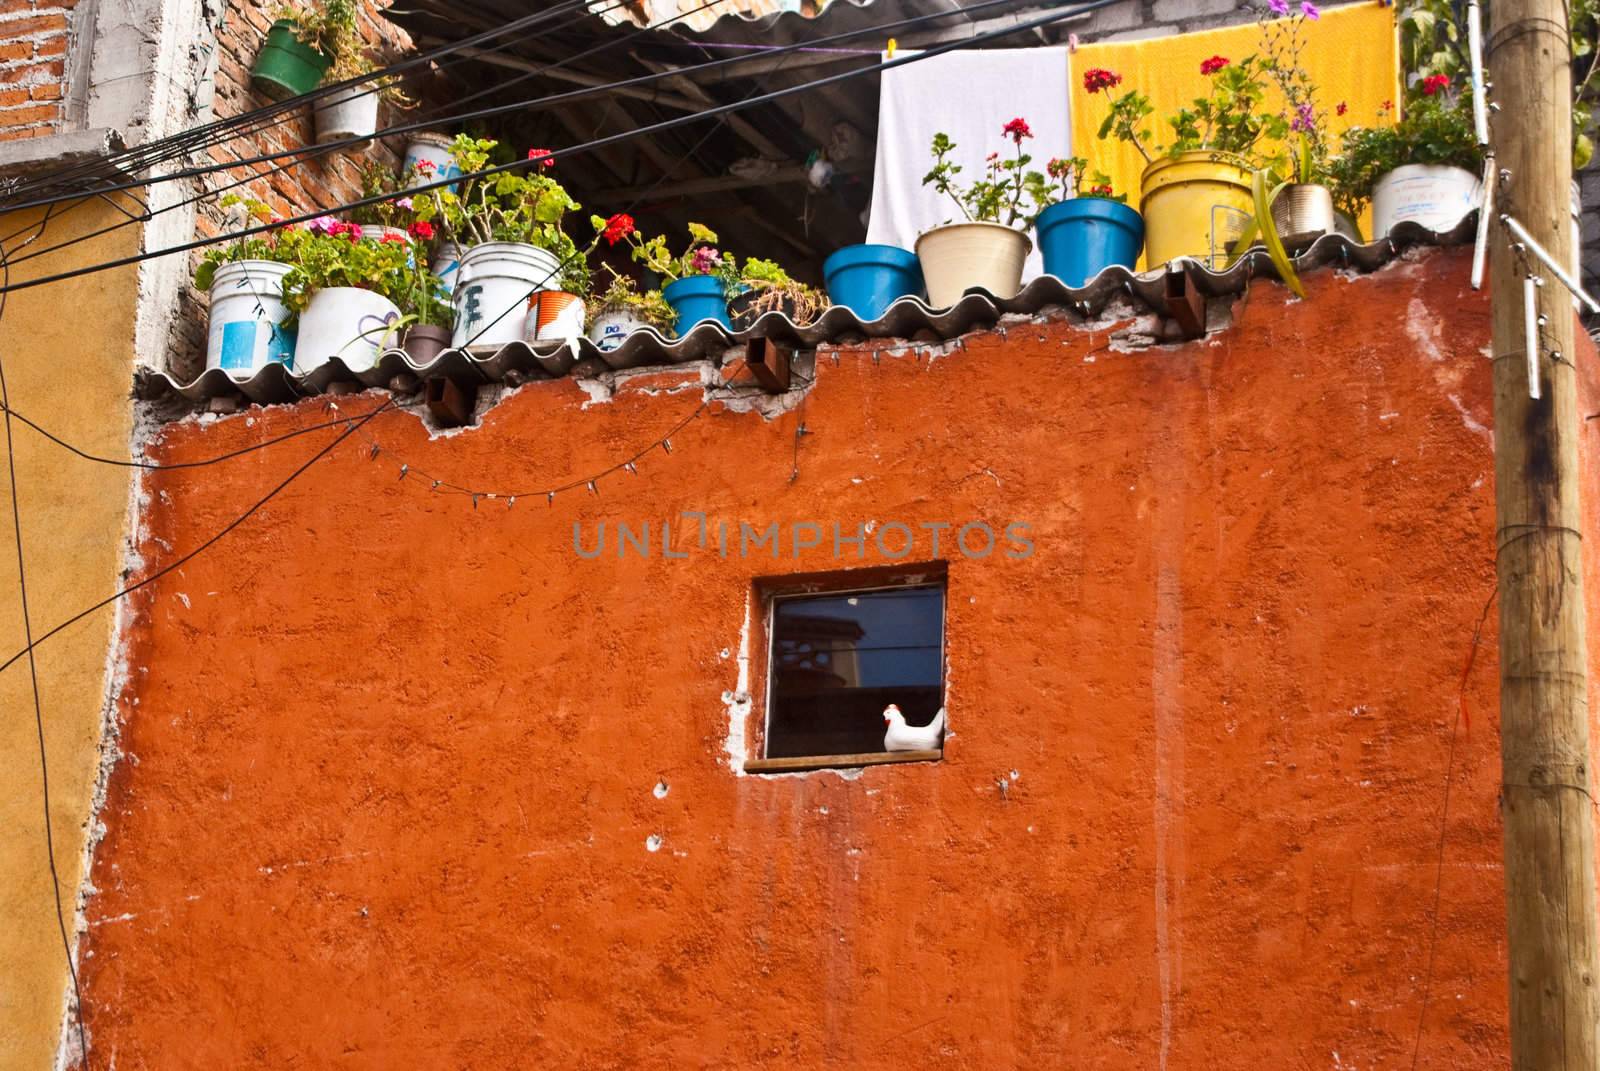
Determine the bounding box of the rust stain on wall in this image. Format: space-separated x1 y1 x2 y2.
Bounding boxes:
77 250 1534 1067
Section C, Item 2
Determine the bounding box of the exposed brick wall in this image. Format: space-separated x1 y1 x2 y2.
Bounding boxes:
167 0 415 378
0 0 73 141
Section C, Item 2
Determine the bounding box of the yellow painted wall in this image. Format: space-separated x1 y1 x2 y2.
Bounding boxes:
1071 0 1400 252
0 197 140 1069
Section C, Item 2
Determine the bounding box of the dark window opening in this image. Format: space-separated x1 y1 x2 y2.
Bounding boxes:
763 584 945 761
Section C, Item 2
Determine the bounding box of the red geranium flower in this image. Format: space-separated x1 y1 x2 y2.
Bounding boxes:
1421 74 1450 96
408 220 435 240
1089 184 1114 197
1082 68 1122 93
1336 101 1347 116
380 233 406 244
527 147 555 169
413 159 436 176
1200 55 1229 75
1002 117 1032 142
602 213 635 246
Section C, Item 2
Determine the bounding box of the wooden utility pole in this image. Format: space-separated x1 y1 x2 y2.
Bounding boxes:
1489 0 1600 1061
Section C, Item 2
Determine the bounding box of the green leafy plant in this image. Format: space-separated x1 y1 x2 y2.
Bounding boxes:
1397 0 1597 169
412 135 589 294
272 0 409 101
1326 87 1480 220
274 217 414 314
588 267 676 334
1037 156 1124 203
922 119 1045 227
194 195 290 290
617 220 740 289
1087 55 1286 166
348 161 431 230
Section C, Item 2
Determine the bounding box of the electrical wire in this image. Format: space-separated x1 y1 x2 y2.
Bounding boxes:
0 0 1116 295
2 0 604 199
1 0 735 266
0 401 384 469
0 399 394 681
2 0 1094 221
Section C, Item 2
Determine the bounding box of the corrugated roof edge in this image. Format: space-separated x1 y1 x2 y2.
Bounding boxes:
136 216 1476 413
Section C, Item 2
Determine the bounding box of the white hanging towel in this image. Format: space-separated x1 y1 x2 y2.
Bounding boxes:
866 47 1071 282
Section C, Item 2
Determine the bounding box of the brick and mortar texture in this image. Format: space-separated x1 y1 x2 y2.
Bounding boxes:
0 0 73 140
65 248 1600 1068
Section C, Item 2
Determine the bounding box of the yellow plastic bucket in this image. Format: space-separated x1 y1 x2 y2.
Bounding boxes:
1139 151 1254 271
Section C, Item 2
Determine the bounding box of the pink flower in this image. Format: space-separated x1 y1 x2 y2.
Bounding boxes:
309 215 339 235
689 246 721 275
1300 1 1320 18
345 223 363 242
1269 0 1289 14
1200 55 1229 75
396 197 413 210
1002 117 1032 142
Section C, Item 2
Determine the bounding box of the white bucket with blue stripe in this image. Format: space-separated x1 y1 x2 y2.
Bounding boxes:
205 260 296 378
402 133 463 193
431 241 465 298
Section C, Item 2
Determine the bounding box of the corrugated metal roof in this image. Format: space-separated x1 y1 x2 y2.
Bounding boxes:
136 218 1475 415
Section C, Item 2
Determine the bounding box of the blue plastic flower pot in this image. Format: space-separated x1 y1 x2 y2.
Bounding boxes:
663 274 731 333
1035 197 1144 288
823 244 924 321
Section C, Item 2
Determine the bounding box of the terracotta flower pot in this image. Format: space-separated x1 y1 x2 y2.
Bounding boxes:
403 324 452 365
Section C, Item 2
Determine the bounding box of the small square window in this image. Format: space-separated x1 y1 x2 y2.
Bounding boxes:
748 578 946 772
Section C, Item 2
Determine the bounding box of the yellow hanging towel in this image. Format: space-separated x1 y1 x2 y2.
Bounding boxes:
1069 0 1400 265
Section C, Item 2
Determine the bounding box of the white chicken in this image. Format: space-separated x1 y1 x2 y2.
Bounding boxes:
883 703 946 752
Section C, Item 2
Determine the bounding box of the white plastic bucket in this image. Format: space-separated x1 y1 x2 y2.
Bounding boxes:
432 241 465 297
402 133 462 191
313 84 380 148
589 308 648 352
451 242 563 349
525 291 586 343
294 286 402 373
205 261 296 377
1371 164 1481 237
914 221 1032 308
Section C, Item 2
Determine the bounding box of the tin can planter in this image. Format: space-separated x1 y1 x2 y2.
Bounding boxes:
525 291 587 342
205 261 297 377
1370 164 1480 237
662 275 732 333
451 242 563 350
1035 198 1144 288
1140 151 1254 270
402 133 463 192
914 221 1031 308
250 20 331 100
294 287 402 374
402 324 452 365
589 308 653 352
823 244 923 321
1268 183 1335 244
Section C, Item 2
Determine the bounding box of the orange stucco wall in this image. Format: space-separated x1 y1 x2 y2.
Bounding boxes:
77 248 1555 1067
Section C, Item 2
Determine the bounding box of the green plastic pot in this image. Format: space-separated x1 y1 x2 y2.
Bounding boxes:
250 20 331 100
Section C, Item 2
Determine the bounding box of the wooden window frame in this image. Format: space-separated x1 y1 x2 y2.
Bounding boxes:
743 562 948 775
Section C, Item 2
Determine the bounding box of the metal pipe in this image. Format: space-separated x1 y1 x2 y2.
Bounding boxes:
1503 214 1600 312
1472 153 1496 289
1524 273 1543 400
1468 0 1491 145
